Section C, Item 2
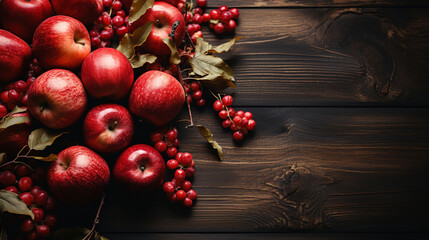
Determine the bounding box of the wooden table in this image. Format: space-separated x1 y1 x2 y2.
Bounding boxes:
59 1 429 239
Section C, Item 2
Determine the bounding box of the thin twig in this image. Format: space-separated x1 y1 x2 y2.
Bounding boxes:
82 194 105 240
0 147 31 169
177 66 194 128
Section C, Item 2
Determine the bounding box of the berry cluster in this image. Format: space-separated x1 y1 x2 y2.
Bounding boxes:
150 127 197 207
90 0 129 49
183 80 205 107
208 5 239 34
0 164 56 240
213 95 256 141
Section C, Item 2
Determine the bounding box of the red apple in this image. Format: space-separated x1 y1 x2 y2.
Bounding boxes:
113 144 165 192
47 146 110 205
0 29 31 83
51 0 103 25
0 111 31 155
27 69 87 129
83 104 134 154
81 48 134 100
0 0 53 42
129 70 185 126
32 15 91 70
130 1 186 56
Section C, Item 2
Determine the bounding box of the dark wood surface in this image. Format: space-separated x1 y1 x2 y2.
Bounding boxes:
60 1 429 239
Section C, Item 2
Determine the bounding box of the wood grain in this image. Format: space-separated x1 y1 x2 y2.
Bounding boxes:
199 8 429 106
55 108 429 233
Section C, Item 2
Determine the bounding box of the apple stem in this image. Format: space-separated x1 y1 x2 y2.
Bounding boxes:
82 193 105 240
177 66 194 127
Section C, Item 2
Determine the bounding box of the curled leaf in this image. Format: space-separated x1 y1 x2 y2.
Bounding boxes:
6 106 27 116
128 0 154 24
129 53 157 68
0 153 5 164
196 125 223 161
28 128 66 151
117 21 153 68
209 36 243 54
162 38 181 65
0 115 29 133
50 227 90 240
95 232 110 240
0 190 34 219
30 154 58 162
195 37 212 55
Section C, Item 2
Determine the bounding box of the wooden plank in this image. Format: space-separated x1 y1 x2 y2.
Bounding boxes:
198 8 429 106
56 108 429 232
204 0 429 8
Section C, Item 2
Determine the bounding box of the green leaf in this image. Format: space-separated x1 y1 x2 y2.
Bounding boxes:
117 21 153 59
196 125 223 161
162 38 181 65
129 53 157 69
209 36 242 54
94 232 110 240
30 154 57 162
0 190 34 219
128 0 154 24
50 227 90 240
27 128 65 151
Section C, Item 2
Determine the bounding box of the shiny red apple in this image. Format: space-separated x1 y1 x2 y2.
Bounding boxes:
51 0 103 25
81 48 134 100
47 146 110 205
83 104 134 154
32 15 91 70
0 29 31 83
27 69 87 129
130 1 186 56
113 144 165 192
0 0 53 42
129 70 185 126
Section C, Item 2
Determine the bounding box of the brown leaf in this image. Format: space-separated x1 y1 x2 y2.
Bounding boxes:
162 38 181 65
209 36 242 54
0 116 29 134
50 227 90 240
195 74 236 92
28 128 66 151
195 37 212 55
0 190 34 219
117 21 153 60
196 125 223 161
30 154 57 162
128 0 154 24
95 232 110 240
129 53 157 68
0 226 7 240
0 153 6 165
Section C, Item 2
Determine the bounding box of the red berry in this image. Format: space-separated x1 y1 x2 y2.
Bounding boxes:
116 10 126 18
176 189 186 201
187 95 193 104
233 131 244 141
187 24 196 35
30 186 42 197
241 117 249 128
16 166 32 178
220 11 232 24
26 77 36 87
102 14 111 26
163 181 175 194
192 90 202 100
167 159 179 170
244 112 253 119
196 0 207 7
112 15 124 27
202 13 210 22
150 131 163 142
214 22 225 34
225 19 236 32
34 190 48 205
0 104 7 118
8 89 21 102
180 152 192 166
232 116 242 126
27 231 38 240
166 147 178 158
116 25 128 36
213 100 223 111
187 189 197 200
0 91 9 103
183 197 193 207
193 24 201 32
172 138 180 147
155 141 167 153
230 8 240 19
196 98 205 107
185 167 195 177
184 12 193 23
227 107 236 117
32 208 44 222
112 0 122 10
103 0 113 7
18 176 33 192
236 110 245 118
166 130 178 141
36 225 50 238
210 9 220 20
192 14 202 24
100 29 113 40
240 127 248 135
21 218 34 233
5 186 18 194
20 94 29 106
219 110 228 119
175 152 183 161
44 214 57 227
0 170 16 186
190 81 200 91
247 119 256 131
222 95 233 106
15 80 27 93
222 119 232 128
219 5 229 12
44 197 56 211
174 169 186 182
19 192 34 206
181 180 192 191
193 7 203 15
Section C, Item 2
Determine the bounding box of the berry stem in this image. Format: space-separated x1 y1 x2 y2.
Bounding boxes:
177 66 194 127
0 146 31 169
183 1 195 49
82 193 105 240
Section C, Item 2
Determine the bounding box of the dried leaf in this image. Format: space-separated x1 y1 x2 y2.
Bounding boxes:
129 53 157 68
116 34 133 59
0 226 7 240
0 190 34 219
117 21 153 60
50 227 90 240
196 125 223 161
94 233 110 240
28 128 65 151
30 154 57 162
7 106 27 116
209 36 242 54
0 116 29 134
195 74 236 92
128 0 154 23
0 153 5 165
210 19 219 25
195 37 212 55
162 38 181 65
